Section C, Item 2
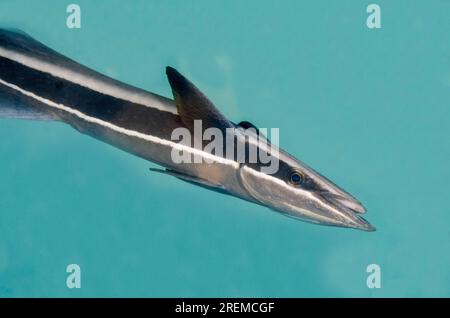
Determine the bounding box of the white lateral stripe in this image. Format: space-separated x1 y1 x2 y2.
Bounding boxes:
0 47 178 114
0 77 238 168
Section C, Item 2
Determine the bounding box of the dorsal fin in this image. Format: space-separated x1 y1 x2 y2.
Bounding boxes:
166 66 233 132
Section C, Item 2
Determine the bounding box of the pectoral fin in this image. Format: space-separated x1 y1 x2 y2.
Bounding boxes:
236 120 270 142
149 167 228 195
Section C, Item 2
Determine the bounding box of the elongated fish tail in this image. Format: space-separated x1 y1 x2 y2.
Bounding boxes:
0 84 55 120
0 29 56 121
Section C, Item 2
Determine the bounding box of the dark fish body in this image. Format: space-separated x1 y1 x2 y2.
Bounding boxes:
0 29 375 231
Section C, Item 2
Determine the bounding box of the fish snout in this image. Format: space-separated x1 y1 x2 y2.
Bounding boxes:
311 192 375 231
319 192 367 214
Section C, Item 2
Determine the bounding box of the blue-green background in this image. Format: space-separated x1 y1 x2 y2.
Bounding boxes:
0 0 449 297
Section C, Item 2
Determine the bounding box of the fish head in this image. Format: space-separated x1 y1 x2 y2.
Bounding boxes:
236 132 374 231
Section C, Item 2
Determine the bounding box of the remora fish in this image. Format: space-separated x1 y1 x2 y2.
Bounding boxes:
0 29 375 231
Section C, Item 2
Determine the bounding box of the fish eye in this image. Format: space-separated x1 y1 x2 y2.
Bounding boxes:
288 170 305 186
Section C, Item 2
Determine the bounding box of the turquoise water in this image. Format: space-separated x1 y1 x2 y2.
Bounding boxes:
0 0 449 297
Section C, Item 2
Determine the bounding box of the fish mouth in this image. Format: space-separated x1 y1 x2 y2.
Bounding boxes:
277 191 375 232
350 217 376 232
315 192 375 231
320 191 367 214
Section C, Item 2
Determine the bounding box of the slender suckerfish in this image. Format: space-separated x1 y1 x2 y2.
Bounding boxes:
0 29 374 231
